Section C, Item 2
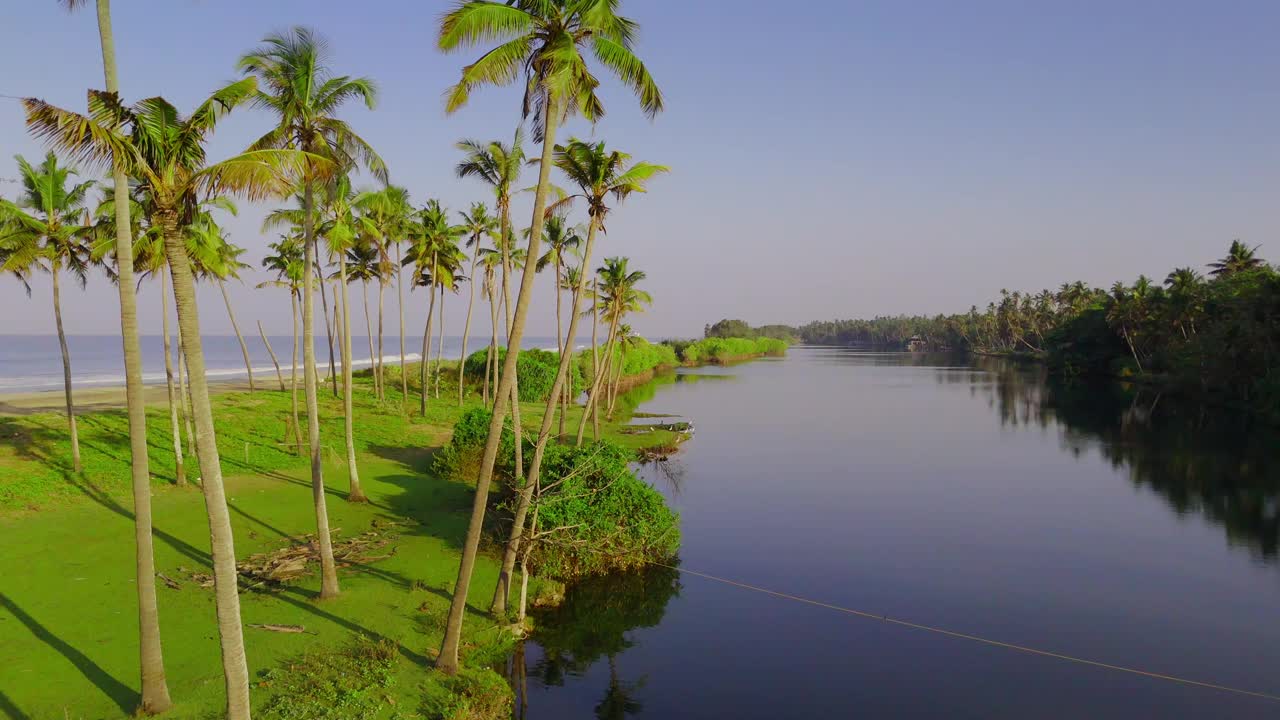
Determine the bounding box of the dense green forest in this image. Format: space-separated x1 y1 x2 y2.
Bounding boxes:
721 242 1279 417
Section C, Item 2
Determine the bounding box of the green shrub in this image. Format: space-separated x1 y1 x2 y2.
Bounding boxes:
257 637 398 720
462 347 583 402
432 408 515 483
578 338 678 385
421 667 512 720
529 440 680 580
668 336 789 365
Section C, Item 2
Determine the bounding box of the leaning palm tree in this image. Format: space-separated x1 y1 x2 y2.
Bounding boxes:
1208 240 1265 277
456 202 498 404
0 152 92 473
21 78 322 720
239 26 386 597
435 0 664 671
579 257 651 441
492 139 667 614
56 0 173 710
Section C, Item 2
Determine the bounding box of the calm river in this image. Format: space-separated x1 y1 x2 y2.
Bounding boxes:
511 347 1280 718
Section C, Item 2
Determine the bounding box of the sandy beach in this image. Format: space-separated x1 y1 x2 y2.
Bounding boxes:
0 379 258 416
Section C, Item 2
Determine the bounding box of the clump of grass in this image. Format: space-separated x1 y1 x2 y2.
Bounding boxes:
255 637 399 720
421 667 512 720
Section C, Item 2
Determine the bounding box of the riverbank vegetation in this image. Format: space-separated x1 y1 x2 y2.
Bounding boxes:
779 243 1279 419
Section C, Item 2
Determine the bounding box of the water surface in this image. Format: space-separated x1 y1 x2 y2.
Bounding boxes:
515 347 1280 718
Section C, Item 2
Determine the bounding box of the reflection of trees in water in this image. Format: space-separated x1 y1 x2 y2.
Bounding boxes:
517 564 681 717
965 358 1280 560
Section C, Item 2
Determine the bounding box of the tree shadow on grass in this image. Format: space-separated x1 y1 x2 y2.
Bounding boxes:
0 687 30 720
0 593 136 716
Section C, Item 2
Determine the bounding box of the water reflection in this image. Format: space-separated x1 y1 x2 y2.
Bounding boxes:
968 358 1280 560
514 565 680 718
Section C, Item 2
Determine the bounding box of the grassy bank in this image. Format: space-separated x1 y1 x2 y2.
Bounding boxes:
0 364 683 719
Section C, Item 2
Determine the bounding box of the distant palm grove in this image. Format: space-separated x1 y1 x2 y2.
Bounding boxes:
772 241 1279 418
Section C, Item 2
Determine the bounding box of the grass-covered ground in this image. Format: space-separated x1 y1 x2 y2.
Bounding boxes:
0 363 681 720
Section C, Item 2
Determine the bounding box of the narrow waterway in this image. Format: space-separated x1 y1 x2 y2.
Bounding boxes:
509 347 1280 718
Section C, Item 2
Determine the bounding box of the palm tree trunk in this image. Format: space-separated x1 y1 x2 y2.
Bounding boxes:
608 344 626 418
96 3 172 705
318 263 338 397
435 286 446 398
289 290 303 455
177 328 195 453
421 252 438 416
50 264 82 473
338 255 366 502
516 491 538 624
396 243 407 407
301 182 342 600
458 239 482 405
160 267 186 486
218 279 254 392
492 215 601 613
437 99 561 674
577 314 618 446
554 257 566 436
376 278 386 402
158 212 251 719
485 283 497 405
258 321 285 391
500 250 524 490
362 278 377 398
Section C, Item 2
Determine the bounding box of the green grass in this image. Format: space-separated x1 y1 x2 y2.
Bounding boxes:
0 366 682 719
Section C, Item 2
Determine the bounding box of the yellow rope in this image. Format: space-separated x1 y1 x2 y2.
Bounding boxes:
651 562 1280 704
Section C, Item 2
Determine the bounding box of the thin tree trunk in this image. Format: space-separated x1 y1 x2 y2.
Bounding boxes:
258 321 285 391
218 279 254 392
396 243 407 407
435 287 446 399
318 263 337 397
301 183 342 599
159 212 250 719
458 238 482 405
492 215 600 613
500 247 524 490
160 267 186 486
485 282 497 406
437 99 561 673
362 278 377 399
554 257 565 436
421 252 437 416
96 2 172 706
339 256 366 502
50 265 81 473
289 290 303 455
577 315 618 446
377 278 386 402
177 328 195 454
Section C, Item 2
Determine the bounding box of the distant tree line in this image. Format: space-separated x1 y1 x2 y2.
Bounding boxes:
702 318 796 341
726 241 1280 415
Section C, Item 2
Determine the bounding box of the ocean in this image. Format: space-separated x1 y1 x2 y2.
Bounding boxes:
0 334 564 393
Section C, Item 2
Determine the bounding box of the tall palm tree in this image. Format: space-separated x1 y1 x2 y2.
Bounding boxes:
187 215 257 392
535 214 583 431
477 243 503 404
0 153 92 472
578 257 651 440
239 27 386 597
405 200 464 410
355 185 411 401
456 202 498 404
435 0 663 671
344 239 382 398
1208 240 1265 277
492 139 666 613
260 236 307 452
1164 267 1203 340
56 0 173 710
22 79 319 720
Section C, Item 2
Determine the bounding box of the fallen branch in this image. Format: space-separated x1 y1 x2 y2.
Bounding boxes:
248 623 312 634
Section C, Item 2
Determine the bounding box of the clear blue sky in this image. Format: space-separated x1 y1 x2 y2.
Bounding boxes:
2 0 1277 338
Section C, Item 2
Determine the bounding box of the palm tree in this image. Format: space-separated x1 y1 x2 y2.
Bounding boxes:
456 202 498 404
22 79 319 720
355 185 411 401
1164 267 1203 340
578 257 651 441
435 0 664 670
261 236 307 453
492 139 666 614
187 215 257 392
477 243 504 404
535 214 583 430
344 239 383 399
57 0 173 710
405 200 460 412
0 153 92 472
1208 240 1264 277
239 27 385 598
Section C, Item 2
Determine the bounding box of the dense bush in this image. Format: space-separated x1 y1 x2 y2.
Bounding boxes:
528 441 680 580
462 347 584 402
703 318 797 341
432 407 515 483
577 337 678 385
671 336 788 365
